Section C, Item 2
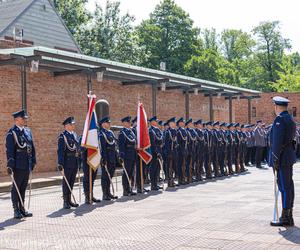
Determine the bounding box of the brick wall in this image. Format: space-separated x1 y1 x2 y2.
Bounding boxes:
234 92 300 125
0 66 233 175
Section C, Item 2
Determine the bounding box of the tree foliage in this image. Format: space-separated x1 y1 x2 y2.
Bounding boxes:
54 0 299 92
136 0 201 73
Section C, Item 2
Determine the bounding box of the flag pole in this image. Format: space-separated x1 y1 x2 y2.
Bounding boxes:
89 166 92 204
88 91 93 204
140 157 143 191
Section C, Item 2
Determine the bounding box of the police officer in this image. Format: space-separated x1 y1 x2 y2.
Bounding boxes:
164 117 178 187
254 120 266 168
194 119 205 181
118 116 137 196
239 124 247 172
99 116 118 200
6 110 36 219
149 116 164 191
269 96 296 227
80 136 101 204
244 125 252 166
57 117 80 209
211 121 221 177
219 122 228 176
226 123 234 175
177 117 188 185
203 122 213 179
186 119 197 183
232 123 241 173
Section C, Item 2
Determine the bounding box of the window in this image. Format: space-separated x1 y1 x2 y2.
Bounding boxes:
252 107 256 117
292 107 297 117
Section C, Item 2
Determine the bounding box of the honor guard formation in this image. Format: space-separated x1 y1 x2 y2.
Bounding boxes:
4 96 298 226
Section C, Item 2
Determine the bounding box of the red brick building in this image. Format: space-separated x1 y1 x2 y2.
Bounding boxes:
0 0 299 176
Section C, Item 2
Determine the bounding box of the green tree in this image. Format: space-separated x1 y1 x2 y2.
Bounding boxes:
221 29 255 62
53 0 91 36
252 21 291 85
136 0 201 73
202 28 219 51
184 49 222 82
272 54 300 92
53 0 92 52
85 1 142 64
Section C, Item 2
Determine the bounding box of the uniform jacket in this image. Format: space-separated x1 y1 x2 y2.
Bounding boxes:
6 125 36 171
177 127 188 152
268 111 296 167
149 125 163 156
186 128 197 154
164 128 178 155
118 127 136 161
99 128 117 164
254 127 266 147
57 130 80 169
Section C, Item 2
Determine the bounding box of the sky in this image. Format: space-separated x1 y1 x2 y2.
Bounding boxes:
87 0 300 53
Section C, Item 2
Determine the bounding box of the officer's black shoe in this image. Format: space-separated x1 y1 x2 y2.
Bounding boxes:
69 195 79 207
85 194 91 204
103 194 111 201
151 186 159 191
92 197 101 203
63 196 71 209
270 209 294 227
20 208 33 217
137 188 143 194
123 190 130 196
157 185 163 189
14 209 24 219
108 193 118 200
130 190 137 195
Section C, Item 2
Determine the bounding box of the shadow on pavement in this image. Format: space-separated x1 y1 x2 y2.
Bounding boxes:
0 218 24 230
73 202 102 217
279 226 300 244
47 208 74 218
116 189 162 203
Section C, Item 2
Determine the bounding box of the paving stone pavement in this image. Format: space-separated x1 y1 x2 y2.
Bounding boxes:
0 163 300 250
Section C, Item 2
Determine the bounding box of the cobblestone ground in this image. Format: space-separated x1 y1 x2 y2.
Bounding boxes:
0 163 300 250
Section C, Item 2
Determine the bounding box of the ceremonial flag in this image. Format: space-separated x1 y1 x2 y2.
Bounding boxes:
137 101 152 164
81 95 101 171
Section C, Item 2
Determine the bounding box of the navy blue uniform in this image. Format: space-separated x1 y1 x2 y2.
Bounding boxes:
149 126 163 190
177 127 187 184
6 126 36 211
232 130 240 173
226 130 234 174
57 131 80 197
186 128 197 182
164 128 178 186
211 129 221 177
195 128 205 180
269 111 296 210
219 129 228 175
238 130 246 172
118 127 136 194
203 129 212 179
99 128 117 199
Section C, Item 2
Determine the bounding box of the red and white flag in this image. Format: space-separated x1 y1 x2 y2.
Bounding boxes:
137 101 152 164
81 95 101 171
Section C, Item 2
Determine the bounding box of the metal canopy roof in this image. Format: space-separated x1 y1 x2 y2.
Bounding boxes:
0 46 261 95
